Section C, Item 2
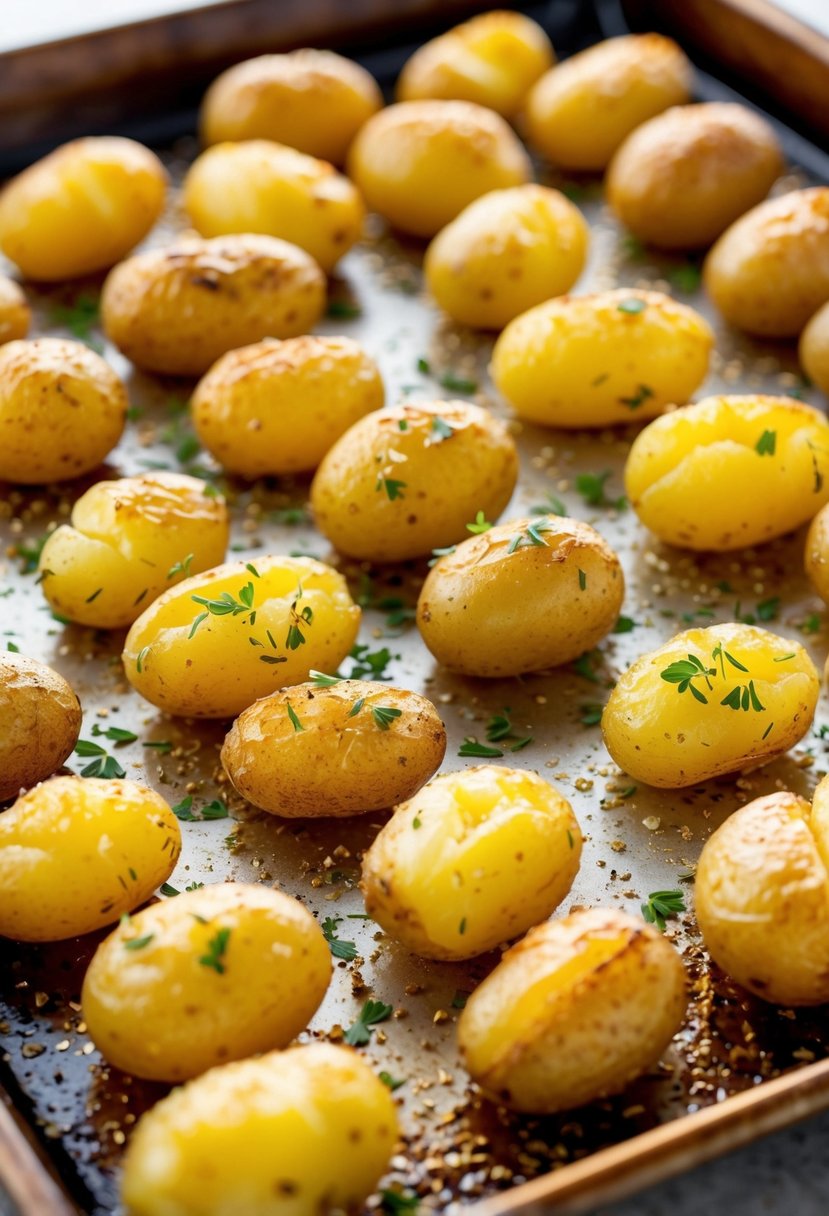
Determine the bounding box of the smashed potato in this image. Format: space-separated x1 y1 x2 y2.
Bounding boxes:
0 653 81 801
0 274 30 344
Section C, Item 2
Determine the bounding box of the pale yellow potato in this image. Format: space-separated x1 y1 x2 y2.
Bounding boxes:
805 501 829 605
361 766 582 961
0 338 127 484
347 99 532 238
0 776 180 942
491 288 712 428
310 399 518 562
0 653 81 801
191 336 384 477
123 555 360 718
704 187 829 337
799 300 829 396
696 789 829 1005
417 515 624 677
0 274 30 344
38 473 229 628
200 50 383 164
458 908 687 1113
524 34 692 171
397 10 554 118
602 623 819 788
424 184 588 330
625 394 829 550
101 234 326 377
222 680 446 817
607 103 782 250
0 137 166 281
82 883 331 1081
121 1043 399 1216
183 141 364 272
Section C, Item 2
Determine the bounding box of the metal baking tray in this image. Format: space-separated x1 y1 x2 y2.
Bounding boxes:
3 2 829 1214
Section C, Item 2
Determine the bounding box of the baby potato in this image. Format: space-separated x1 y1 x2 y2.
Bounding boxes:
123 555 360 718
0 653 81 801
458 908 686 1113
38 473 229 628
799 300 829 397
191 336 384 477
524 34 692 171
361 766 582 961
200 49 383 164
397 10 554 118
222 680 446 817
0 136 166 281
82 883 330 1081
696 789 829 1005
704 187 829 337
491 288 712 427
602 623 819 789
310 399 518 562
418 515 624 677
0 338 126 484
183 141 364 272
806 502 829 605
0 776 180 942
101 234 326 377
347 99 532 238
0 274 30 343
121 1043 399 1216
424 184 588 330
625 394 829 550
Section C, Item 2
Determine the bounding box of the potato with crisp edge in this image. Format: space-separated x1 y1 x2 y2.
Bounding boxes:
0 653 81 802
0 275 29 344
458 908 687 1113
800 300 829 397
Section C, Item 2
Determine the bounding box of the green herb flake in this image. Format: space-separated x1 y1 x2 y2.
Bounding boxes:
451 990 470 1009
617 297 647 314
466 510 492 534
613 616 637 633
668 264 702 294
755 429 777 456
372 705 402 731
136 645 150 674
458 738 504 758
286 703 304 733
172 795 195 821
641 889 686 933
379 1071 405 1091
578 568 587 590
201 799 229 820
438 371 478 394
343 998 393 1046
580 704 603 726
74 740 126 779
199 926 231 974
575 470 626 509
326 299 362 318
376 477 407 501
756 597 780 622
430 415 455 442
618 384 655 411
91 724 138 745
167 553 194 580
321 916 358 961
124 934 154 952
380 1190 419 1215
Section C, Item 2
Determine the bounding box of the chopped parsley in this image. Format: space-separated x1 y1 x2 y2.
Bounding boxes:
124 934 154 952
90 724 137 745
755 430 776 456
343 998 393 1046
321 916 358 961
73 740 126 779
438 371 478 394
466 510 492 534
199 926 231 974
575 470 625 509
376 477 407 501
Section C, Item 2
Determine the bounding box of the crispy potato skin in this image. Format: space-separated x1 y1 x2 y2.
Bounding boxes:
524 34 692 171
0 653 81 801
82 883 331 1082
123 555 360 719
696 789 829 1005
121 1043 399 1216
191 336 384 477
799 300 829 397
458 908 686 1113
310 399 518 562
417 515 624 677
361 766 582 960
602 624 819 788
0 275 30 344
0 338 126 484
625 394 829 550
222 680 446 817
491 288 712 427
100 234 326 377
424 184 588 330
0 776 180 942
704 188 829 337
347 100 532 238
200 50 383 164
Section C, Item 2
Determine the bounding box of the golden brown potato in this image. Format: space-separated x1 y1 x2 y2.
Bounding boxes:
0 653 81 801
799 300 829 397
0 275 30 344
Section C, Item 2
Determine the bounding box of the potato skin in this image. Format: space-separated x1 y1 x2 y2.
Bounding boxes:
524 34 692 171
424 184 588 330
602 623 819 788
417 515 624 677
491 288 712 428
200 49 383 164
458 908 686 1113
696 790 829 1005
0 275 30 344
805 502 829 605
39 473 229 628
310 399 518 562
799 299 829 397
123 555 360 718
704 188 829 337
0 653 81 801
222 680 445 817
0 338 126 484
101 234 326 377
121 1043 399 1216
361 766 582 961
0 776 180 942
347 100 532 238
625 394 829 550
82 883 331 1081
192 336 384 477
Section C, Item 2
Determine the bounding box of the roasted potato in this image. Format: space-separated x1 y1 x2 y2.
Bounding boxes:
805 501 829 605
799 299 829 397
0 653 81 801
0 274 30 343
